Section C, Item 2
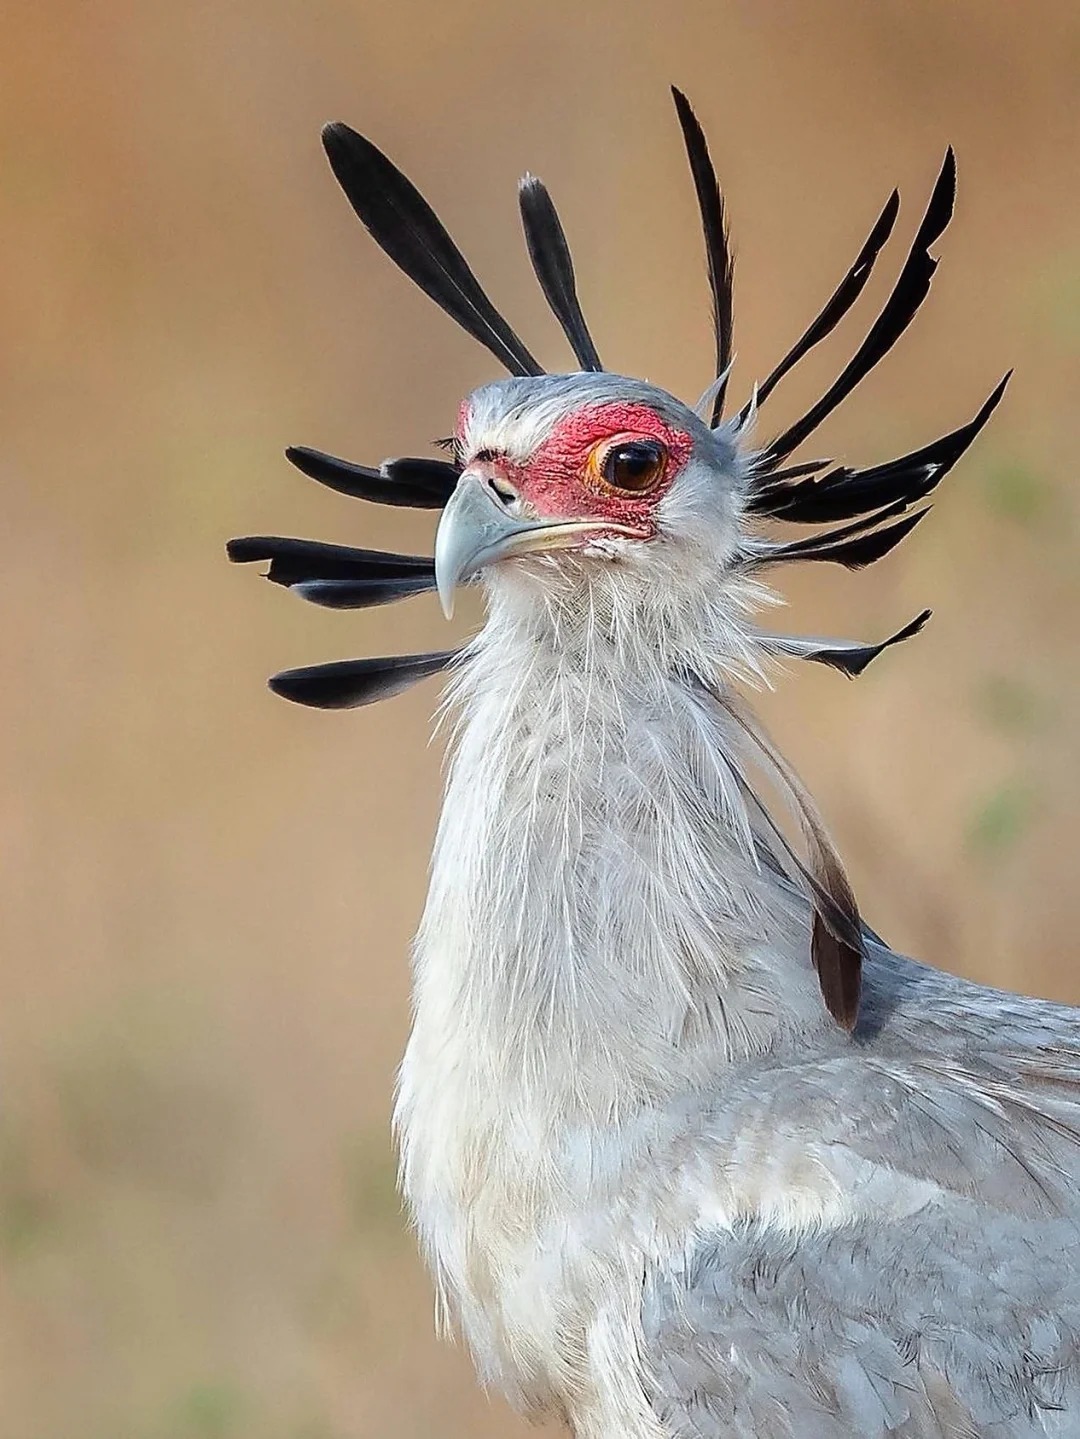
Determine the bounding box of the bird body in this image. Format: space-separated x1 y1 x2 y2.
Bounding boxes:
396 524 836 1432
395 378 1080 1438
230 95 1080 1436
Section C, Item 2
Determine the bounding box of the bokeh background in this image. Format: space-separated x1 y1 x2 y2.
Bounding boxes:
1 1 1077 1435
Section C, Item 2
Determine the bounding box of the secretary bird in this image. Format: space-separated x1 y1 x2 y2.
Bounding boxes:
228 91 1080 1438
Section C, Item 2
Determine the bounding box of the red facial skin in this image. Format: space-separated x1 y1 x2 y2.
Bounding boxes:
460 402 694 539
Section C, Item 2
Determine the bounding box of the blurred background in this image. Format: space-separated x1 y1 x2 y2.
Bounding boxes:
0 1 1077 1435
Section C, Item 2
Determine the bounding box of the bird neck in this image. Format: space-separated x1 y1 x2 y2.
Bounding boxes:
412 574 828 1123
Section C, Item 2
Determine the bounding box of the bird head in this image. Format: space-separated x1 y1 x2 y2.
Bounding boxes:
434 374 741 620
228 90 1005 710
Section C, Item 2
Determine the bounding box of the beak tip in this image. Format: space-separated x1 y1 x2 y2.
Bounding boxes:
434 552 457 619
435 556 457 618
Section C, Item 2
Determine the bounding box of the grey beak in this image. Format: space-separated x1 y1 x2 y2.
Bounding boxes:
434 472 601 618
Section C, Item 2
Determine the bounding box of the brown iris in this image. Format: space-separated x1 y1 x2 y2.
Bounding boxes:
595 437 667 495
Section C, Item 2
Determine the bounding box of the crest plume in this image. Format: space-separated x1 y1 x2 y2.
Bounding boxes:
321 122 542 377
285 445 458 508
672 87 734 425
518 175 603 371
759 147 957 468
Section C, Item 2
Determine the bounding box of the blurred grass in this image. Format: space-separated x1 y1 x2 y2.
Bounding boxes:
343 1136 404 1239
981 458 1052 526
974 674 1047 737
0 1 1077 1435
965 781 1037 859
0 1130 54 1258
170 1383 247 1439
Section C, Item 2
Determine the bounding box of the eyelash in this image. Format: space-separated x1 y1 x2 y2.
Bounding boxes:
434 435 465 466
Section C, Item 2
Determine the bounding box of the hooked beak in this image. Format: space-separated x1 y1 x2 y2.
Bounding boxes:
434 472 621 618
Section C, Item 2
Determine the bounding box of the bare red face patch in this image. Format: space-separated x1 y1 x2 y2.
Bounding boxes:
520 403 692 533
460 401 694 539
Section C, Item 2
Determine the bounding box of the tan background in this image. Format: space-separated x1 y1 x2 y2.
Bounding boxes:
1 2 1077 1435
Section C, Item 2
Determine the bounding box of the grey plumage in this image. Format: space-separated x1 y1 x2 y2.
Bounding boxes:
229 92 1080 1439
643 952 1080 1438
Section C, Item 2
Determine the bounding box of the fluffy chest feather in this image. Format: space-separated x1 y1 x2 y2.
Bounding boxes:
393 609 827 1424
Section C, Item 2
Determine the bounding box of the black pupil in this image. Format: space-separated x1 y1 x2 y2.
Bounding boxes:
604 440 663 491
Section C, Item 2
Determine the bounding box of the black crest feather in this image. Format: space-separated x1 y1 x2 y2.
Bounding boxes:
760 148 957 468
671 87 734 425
762 459 834 485
322 122 542 378
285 446 457 509
752 190 901 413
269 651 458 710
518 176 602 372
758 609 932 679
750 374 1010 524
227 535 436 610
749 498 931 570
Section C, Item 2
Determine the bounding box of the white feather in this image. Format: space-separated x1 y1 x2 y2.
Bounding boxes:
394 378 850 1433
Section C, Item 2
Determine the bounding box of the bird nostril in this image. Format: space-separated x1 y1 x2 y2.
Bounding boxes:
489 475 519 505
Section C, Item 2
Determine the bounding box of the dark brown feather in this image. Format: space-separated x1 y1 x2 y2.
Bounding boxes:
734 709 864 1031
689 680 865 1032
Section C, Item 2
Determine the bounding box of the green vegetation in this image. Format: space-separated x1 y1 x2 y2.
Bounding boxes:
964 781 1036 858
981 460 1051 527
974 675 1044 736
169 1382 245 1439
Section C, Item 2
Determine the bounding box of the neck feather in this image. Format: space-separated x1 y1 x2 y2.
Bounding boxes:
412 562 832 1121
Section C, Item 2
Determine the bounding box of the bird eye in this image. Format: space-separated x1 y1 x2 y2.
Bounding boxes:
598 438 667 494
